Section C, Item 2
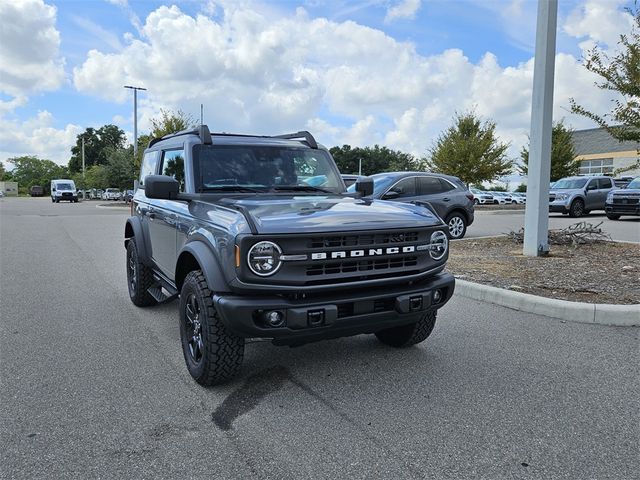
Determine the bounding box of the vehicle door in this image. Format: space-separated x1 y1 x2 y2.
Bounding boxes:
416 176 457 219
596 178 613 208
584 178 599 210
146 148 185 278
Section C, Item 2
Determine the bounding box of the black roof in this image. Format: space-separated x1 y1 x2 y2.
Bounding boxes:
572 127 639 156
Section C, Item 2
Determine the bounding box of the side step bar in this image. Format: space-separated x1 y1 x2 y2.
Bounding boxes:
147 273 179 304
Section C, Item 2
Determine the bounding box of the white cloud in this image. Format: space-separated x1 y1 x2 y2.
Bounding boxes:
384 0 421 23
0 111 82 166
0 0 65 98
564 0 635 49
68 1 628 165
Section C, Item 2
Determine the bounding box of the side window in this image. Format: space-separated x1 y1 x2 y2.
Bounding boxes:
598 178 612 189
161 149 186 192
389 177 416 198
586 179 598 190
438 179 456 192
418 176 448 195
139 151 159 186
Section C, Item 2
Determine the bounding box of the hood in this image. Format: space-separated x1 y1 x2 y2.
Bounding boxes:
222 195 443 234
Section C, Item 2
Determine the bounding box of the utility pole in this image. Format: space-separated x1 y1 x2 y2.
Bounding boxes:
124 85 147 158
81 135 85 179
523 0 557 257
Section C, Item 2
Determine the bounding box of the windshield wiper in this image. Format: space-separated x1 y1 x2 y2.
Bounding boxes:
271 185 333 193
201 186 265 193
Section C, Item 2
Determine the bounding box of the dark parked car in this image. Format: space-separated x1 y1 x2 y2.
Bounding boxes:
29 185 44 197
606 176 640 219
124 189 134 203
347 172 474 239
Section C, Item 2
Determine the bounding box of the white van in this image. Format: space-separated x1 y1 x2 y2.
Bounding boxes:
51 179 78 203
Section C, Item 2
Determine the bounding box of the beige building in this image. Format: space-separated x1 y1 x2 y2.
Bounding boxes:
572 127 639 177
0 181 18 196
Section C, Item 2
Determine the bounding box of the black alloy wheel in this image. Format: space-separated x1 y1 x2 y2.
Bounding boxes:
569 199 585 218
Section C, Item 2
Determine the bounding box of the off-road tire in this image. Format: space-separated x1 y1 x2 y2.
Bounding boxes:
568 198 584 218
473 198 479 205
126 240 157 307
445 212 467 239
606 213 621 220
375 310 437 348
180 270 244 386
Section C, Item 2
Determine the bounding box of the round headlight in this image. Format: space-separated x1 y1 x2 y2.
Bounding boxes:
247 241 282 276
429 231 448 260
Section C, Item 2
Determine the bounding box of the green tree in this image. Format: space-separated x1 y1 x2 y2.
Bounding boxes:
424 112 513 185
569 5 639 173
0 162 8 181
515 183 527 193
68 125 127 173
330 145 418 175
519 121 579 181
149 109 196 138
105 146 137 190
7 156 67 194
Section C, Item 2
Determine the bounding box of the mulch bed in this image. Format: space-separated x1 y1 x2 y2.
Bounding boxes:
447 236 640 305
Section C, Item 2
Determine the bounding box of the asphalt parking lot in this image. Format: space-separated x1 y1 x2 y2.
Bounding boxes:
467 207 639 243
1 197 638 479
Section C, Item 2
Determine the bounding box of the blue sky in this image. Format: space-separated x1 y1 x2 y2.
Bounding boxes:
0 0 635 182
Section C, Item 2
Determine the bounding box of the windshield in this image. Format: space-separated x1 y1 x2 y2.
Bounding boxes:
553 178 587 189
626 178 640 189
193 145 343 194
106 189 119 193
346 174 397 196
56 183 73 190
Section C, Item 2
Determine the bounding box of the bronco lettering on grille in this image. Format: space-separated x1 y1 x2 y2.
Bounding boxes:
311 246 417 260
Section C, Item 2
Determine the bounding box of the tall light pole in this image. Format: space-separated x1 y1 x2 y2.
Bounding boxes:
523 0 557 257
124 85 147 158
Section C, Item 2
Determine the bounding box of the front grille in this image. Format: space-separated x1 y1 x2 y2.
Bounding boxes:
612 196 639 205
307 256 418 276
308 231 419 248
240 227 441 287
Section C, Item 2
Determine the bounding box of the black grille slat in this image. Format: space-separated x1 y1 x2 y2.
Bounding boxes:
308 231 419 248
306 256 418 276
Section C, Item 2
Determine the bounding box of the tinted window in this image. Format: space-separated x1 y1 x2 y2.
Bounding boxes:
192 145 343 193
418 177 442 194
418 177 455 194
598 178 612 189
139 151 159 186
388 177 416 198
161 149 186 192
586 179 598 190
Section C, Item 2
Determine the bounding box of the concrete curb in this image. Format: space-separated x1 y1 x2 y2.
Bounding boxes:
456 279 639 327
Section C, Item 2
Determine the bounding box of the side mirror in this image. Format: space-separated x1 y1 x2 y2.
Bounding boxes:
145 175 179 199
586 183 597 191
355 177 374 197
382 191 400 200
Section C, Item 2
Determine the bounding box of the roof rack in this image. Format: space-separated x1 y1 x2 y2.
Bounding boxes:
147 126 317 149
148 125 212 148
273 131 318 149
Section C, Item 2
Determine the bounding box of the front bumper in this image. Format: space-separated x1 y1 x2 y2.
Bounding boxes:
214 272 455 345
605 202 640 216
549 202 569 213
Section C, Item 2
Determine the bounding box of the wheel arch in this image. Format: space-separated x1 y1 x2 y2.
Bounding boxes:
124 216 150 263
175 241 229 293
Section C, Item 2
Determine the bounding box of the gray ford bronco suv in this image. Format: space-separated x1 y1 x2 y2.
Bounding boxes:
124 126 455 385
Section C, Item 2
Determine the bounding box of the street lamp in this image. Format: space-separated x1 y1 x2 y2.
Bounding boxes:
124 85 147 158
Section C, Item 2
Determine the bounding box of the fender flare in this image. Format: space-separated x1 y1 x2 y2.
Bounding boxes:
176 241 229 293
124 216 150 264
